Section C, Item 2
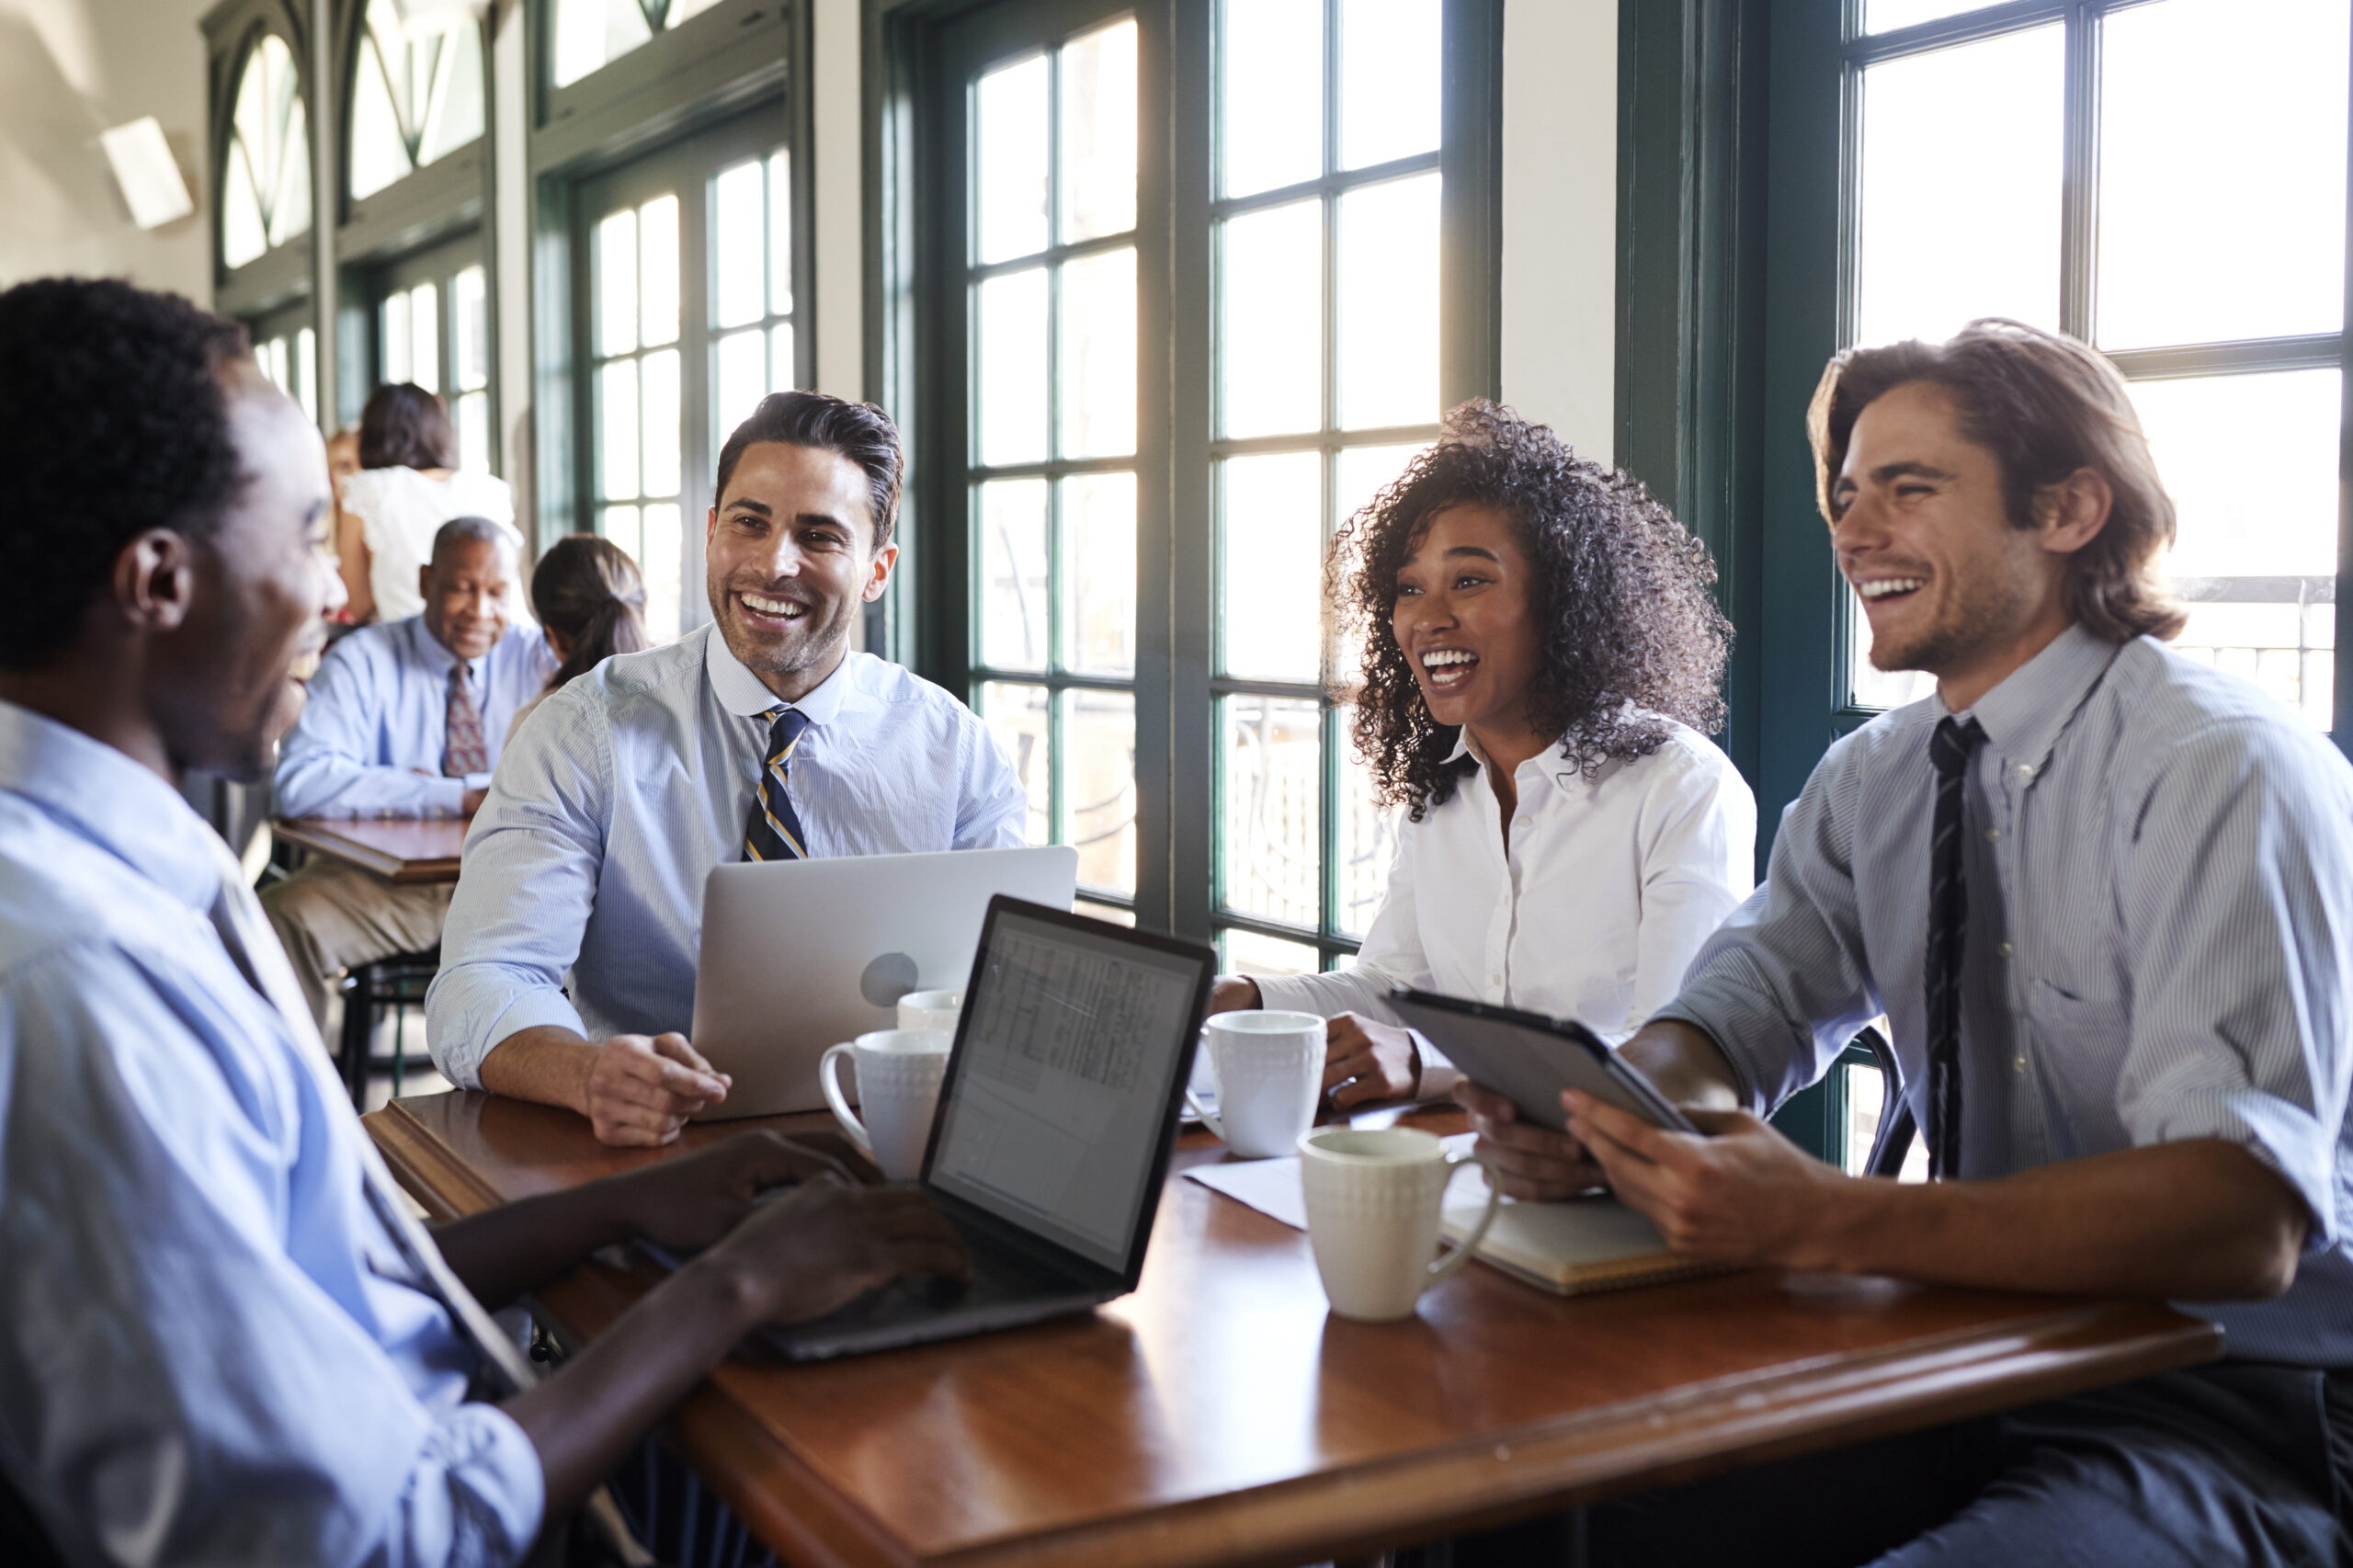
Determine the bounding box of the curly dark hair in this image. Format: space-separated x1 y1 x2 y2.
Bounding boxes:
0 278 252 671
1330 400 1731 820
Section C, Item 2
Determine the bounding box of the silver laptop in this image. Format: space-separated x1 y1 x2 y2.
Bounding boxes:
760 895 1214 1360
689 846 1078 1118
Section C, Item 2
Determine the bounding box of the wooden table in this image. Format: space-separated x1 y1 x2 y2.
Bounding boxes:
365 1092 2222 1568
273 816 470 884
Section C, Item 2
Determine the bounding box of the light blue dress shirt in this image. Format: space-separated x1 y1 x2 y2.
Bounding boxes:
426 626 1029 1086
1660 625 2353 1366
276 615 558 818
0 701 542 1566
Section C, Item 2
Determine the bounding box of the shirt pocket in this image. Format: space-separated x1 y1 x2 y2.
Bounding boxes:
2026 977 2132 1151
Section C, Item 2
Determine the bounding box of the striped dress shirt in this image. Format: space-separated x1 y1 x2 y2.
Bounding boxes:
1659 623 2353 1366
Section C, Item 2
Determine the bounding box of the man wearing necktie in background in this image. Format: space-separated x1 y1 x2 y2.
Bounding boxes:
263 517 557 1030
1444 319 2353 1565
427 392 1027 1145
0 278 963 1567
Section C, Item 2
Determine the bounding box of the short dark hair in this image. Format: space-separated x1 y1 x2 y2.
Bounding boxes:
714 392 904 549
1332 401 1732 819
532 533 649 691
1809 318 2186 644
0 278 252 671
429 515 513 567
358 381 456 471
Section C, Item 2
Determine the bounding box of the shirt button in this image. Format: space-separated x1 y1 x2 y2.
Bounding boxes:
1984 827 2002 843
1489 973 1503 987
2018 765 2035 778
2014 1054 2028 1074
1998 941 2013 958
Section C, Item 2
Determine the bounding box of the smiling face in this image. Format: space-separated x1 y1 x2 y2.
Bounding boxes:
1389 502 1543 750
420 535 515 662
1830 380 2075 709
151 372 340 781
705 440 898 701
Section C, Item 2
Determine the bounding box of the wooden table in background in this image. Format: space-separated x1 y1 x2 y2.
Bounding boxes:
273 816 469 884
364 1092 2222 1568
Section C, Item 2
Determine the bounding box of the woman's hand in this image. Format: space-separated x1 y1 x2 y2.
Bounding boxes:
1322 1013 1423 1108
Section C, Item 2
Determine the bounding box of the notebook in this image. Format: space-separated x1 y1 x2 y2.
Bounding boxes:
1438 1153 1735 1296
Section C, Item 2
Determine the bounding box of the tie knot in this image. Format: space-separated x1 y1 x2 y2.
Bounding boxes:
448 661 470 690
764 706 811 750
1930 717 1985 778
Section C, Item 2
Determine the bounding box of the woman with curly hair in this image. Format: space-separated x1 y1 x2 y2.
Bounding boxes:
1207 401 1756 1110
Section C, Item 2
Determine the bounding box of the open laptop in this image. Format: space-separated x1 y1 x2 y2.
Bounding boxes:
758 895 1215 1361
690 846 1078 1118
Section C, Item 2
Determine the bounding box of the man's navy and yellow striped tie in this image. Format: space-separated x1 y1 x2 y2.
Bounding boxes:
743 706 813 862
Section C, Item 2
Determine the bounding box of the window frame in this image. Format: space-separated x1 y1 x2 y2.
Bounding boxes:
204 0 317 324
334 1 493 269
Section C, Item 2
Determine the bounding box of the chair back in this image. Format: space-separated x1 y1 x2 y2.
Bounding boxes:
1856 1025 1916 1178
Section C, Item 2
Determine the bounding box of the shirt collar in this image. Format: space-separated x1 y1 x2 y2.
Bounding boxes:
398 613 484 683
702 622 857 727
0 700 222 912
1938 621 2121 771
1439 725 1594 799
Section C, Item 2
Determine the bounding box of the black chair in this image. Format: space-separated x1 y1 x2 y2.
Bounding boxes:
0 1469 67 1568
1854 1024 1916 1178
337 947 440 1107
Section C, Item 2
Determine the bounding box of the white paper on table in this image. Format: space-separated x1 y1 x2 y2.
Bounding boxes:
1185 1132 1476 1233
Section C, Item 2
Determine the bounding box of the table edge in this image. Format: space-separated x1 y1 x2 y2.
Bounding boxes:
273 819 463 885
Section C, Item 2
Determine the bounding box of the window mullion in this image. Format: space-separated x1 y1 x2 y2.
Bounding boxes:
2058 2 2099 341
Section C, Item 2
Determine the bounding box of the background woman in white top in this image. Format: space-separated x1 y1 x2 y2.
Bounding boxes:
337 381 519 622
1207 400 1756 1108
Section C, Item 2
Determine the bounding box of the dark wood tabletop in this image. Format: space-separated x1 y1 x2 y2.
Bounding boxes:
273 816 469 883
364 1091 2222 1568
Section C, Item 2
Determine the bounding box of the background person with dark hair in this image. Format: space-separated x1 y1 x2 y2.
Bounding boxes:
339 381 519 624
426 391 1028 1145
1452 320 2353 1566
513 533 652 734
1206 401 1754 1108
0 277 964 1568
264 516 558 1029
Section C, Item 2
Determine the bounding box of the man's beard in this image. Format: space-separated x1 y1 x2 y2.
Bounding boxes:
715 581 856 676
1869 565 2040 681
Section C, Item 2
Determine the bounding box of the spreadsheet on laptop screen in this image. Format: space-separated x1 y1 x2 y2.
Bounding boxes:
928 913 1199 1270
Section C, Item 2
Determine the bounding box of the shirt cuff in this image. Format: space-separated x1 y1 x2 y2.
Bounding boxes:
2135 1083 2339 1251
1648 992 1772 1114
422 776 471 818
441 986 586 1091
411 1402 545 1568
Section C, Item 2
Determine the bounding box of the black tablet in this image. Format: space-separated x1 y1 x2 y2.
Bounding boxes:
1386 987 1702 1136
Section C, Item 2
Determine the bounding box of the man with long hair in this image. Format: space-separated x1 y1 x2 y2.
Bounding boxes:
1461 320 2353 1564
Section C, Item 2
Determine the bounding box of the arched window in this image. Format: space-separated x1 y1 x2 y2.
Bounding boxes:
550 0 727 91
349 0 484 200
221 33 312 269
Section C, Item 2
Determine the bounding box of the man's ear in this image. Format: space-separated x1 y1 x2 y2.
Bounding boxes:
863 540 901 604
2034 467 2114 558
114 529 199 634
418 562 435 602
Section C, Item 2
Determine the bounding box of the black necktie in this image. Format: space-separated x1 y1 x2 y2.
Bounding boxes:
1924 717 1986 1180
742 707 812 863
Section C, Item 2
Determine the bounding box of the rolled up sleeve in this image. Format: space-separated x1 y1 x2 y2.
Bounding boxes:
955 718 1032 850
2115 721 2353 1247
275 640 467 820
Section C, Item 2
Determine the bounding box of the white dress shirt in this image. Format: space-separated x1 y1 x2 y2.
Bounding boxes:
340 467 522 623
1256 719 1756 1047
426 625 1029 1086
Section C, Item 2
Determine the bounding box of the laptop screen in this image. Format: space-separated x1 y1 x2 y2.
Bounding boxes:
926 906 1202 1272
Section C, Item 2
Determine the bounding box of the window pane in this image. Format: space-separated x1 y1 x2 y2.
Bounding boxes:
1221 0 1323 199
601 503 642 564
976 53 1051 264
408 282 439 394
1058 245 1137 459
417 17 484 165
642 502 683 642
1221 451 1324 682
294 326 317 424
272 96 312 245
349 27 413 199
1339 0 1439 170
1336 173 1439 429
552 0 651 90
976 267 1050 466
1220 927 1321 979
979 682 1051 846
1221 695 1323 926
1864 0 1992 31
1333 443 1421 681
2097 0 2348 348
452 266 488 391
1220 199 1323 437
1063 472 1136 676
1078 900 1137 928
596 209 637 357
977 478 1051 672
456 391 490 473
222 141 267 269
2138 369 2342 730
1065 687 1137 895
713 159 766 329
767 151 793 316
638 194 680 347
1849 601 1938 711
1336 713 1398 938
769 323 795 394
1060 18 1138 244
382 290 412 385
598 358 639 500
640 347 681 499
1854 26 2063 347
716 329 767 442
669 0 723 22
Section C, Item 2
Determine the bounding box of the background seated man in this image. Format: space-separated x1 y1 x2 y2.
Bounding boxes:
264 515 556 1029
426 392 1027 1146
1457 319 2353 1567
0 278 961 1568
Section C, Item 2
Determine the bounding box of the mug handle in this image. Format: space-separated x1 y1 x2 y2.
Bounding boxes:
819 1043 872 1160
1183 1085 1226 1145
1424 1152 1503 1292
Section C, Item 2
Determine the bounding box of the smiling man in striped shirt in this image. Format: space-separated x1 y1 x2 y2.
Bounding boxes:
1455 319 2353 1566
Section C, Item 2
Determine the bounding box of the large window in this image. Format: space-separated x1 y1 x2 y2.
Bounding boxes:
221 32 313 271
374 244 494 472
550 0 729 88
348 0 484 200
1838 0 2349 727
901 0 1497 950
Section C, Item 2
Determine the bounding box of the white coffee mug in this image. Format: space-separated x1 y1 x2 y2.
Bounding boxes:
897 988 964 1033
819 1028 952 1181
1297 1125 1502 1322
1185 1009 1324 1158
